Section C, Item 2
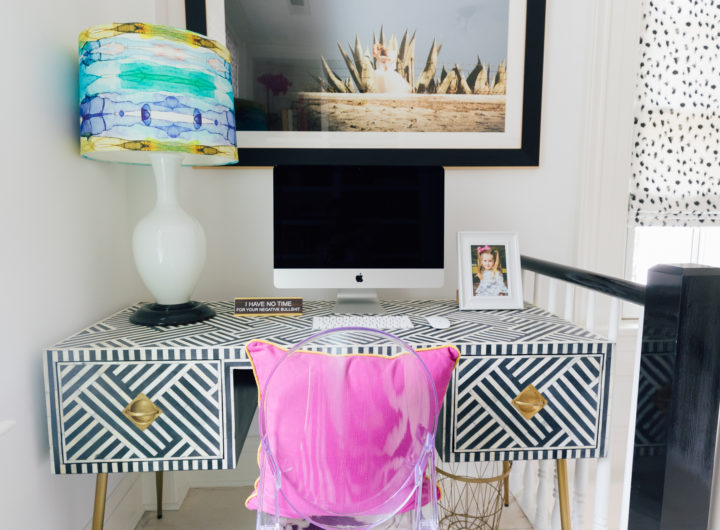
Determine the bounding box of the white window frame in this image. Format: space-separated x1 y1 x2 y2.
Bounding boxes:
623 225 720 318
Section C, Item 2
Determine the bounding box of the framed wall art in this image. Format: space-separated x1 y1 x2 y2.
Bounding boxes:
457 231 523 310
186 0 546 167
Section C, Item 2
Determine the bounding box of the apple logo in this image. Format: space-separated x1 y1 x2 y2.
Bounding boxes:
355 273 364 283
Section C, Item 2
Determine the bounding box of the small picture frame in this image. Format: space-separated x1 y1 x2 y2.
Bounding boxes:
457 232 523 310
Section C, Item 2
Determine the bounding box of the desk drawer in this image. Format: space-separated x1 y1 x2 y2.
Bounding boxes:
54 360 223 466
439 354 608 461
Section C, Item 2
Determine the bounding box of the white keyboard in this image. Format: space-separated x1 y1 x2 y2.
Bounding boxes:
312 315 414 330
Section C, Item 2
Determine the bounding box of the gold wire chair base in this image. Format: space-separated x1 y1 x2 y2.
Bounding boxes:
436 461 512 530
439 513 501 530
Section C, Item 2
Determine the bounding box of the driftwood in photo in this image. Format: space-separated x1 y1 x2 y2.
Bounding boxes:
353 37 375 92
415 38 442 94
437 65 472 94
320 56 349 93
337 42 362 91
337 36 375 93
492 61 507 94
319 26 505 95
396 30 416 87
467 57 491 94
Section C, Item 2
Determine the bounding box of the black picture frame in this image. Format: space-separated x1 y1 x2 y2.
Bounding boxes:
186 0 546 167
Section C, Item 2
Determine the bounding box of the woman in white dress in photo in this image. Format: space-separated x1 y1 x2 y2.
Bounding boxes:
372 43 412 94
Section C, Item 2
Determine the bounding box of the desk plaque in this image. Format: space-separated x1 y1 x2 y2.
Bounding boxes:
234 297 303 316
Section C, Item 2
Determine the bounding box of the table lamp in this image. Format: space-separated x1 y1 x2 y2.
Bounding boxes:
79 23 237 326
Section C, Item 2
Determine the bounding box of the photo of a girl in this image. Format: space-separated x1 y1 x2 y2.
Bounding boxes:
458 232 522 310
472 245 508 297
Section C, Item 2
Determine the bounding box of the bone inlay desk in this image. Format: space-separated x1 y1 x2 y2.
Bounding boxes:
44 300 613 529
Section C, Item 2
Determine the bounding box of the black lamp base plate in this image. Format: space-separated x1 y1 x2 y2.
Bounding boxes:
130 301 216 326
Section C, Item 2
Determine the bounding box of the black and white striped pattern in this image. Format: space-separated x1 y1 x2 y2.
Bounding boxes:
50 300 609 351
49 360 223 474
436 448 598 463
54 458 229 475
437 344 611 462
45 300 612 473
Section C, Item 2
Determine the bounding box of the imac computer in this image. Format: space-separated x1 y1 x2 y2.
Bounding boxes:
273 165 445 314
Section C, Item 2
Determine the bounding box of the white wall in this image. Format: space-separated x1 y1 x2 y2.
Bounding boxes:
1 2 155 529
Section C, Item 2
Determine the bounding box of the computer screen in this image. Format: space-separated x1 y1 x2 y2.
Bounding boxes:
273 165 444 312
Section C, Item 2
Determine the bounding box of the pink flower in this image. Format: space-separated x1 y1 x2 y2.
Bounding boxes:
257 73 292 96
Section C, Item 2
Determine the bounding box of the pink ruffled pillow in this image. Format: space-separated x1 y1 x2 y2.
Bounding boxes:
244 339 460 519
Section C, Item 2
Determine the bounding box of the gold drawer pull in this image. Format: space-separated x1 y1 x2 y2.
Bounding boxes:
514 400 544 413
123 393 162 431
512 385 548 420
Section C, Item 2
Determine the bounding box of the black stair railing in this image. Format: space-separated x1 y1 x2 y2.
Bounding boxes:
521 256 720 530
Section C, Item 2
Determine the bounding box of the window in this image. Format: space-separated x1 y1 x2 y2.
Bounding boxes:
624 227 720 319
625 1 720 319
628 226 720 284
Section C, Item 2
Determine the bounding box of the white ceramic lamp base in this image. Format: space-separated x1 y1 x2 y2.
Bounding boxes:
130 153 215 326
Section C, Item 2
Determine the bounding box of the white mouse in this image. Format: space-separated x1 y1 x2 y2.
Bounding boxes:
426 315 451 329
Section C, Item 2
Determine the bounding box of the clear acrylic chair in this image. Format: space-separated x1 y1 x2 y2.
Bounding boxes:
247 327 448 530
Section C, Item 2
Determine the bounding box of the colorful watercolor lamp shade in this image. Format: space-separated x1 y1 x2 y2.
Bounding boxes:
79 23 237 326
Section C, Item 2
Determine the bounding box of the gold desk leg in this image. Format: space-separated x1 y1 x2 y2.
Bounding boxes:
156 471 164 519
557 459 571 530
503 461 511 507
92 473 108 530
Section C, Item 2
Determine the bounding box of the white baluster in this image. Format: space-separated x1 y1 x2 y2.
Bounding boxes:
573 459 590 528
535 460 553 530
523 461 536 518
564 284 575 322
524 271 537 304
548 278 558 315
592 458 611 530
585 290 596 333
551 462 561 530
592 298 620 530
608 298 619 342
510 459 522 493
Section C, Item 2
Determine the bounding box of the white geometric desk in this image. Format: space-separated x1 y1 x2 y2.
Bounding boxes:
43 300 612 529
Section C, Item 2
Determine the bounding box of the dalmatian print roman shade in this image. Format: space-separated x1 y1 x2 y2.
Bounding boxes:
629 0 720 226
